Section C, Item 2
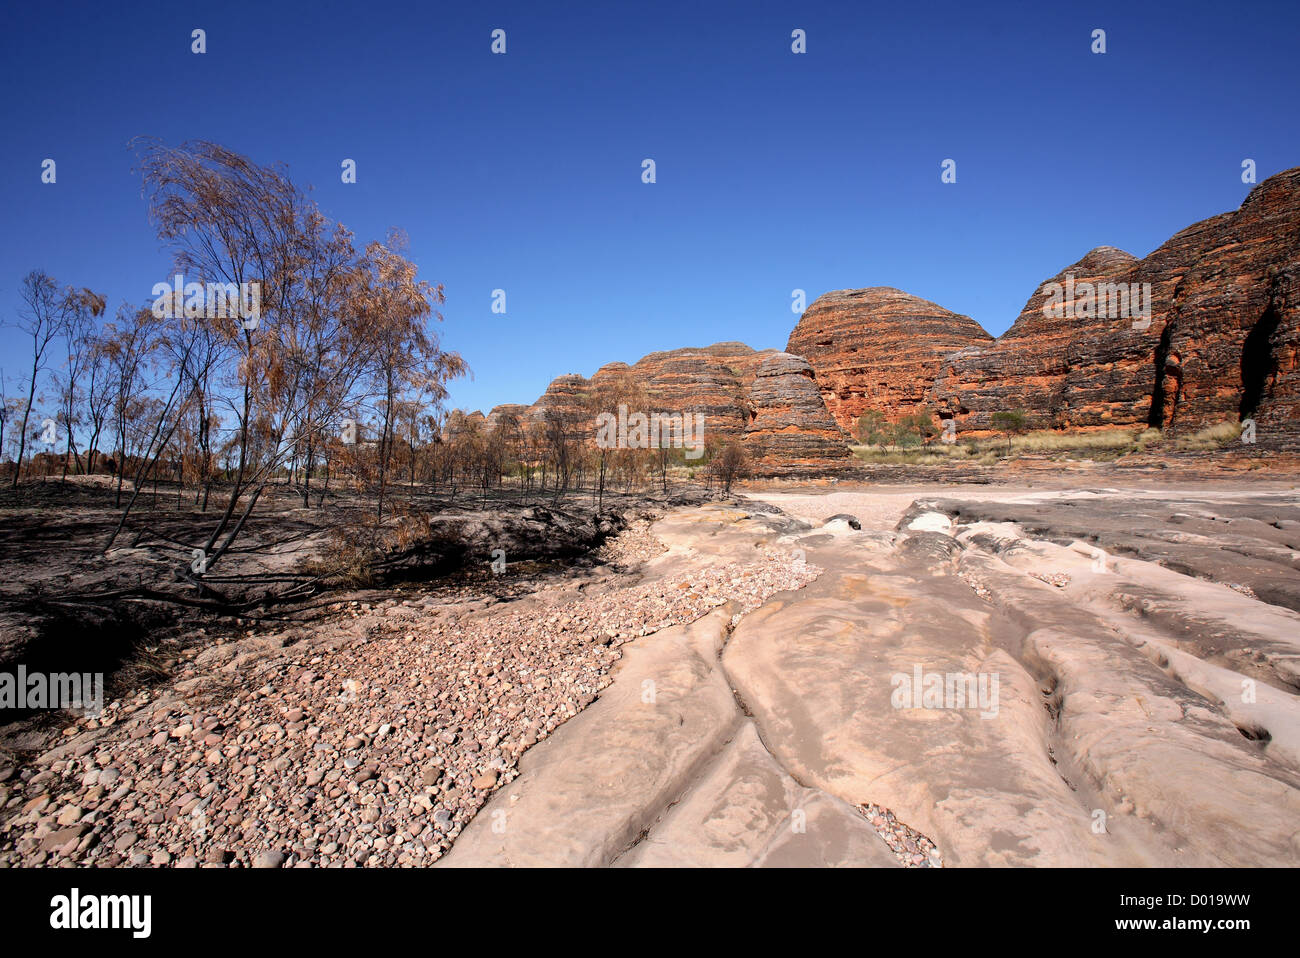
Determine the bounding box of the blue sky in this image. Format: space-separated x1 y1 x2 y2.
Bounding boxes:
2 0 1298 414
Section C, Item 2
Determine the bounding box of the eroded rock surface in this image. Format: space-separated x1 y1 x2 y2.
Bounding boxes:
441 504 894 867
788 287 992 431
11 484 1297 868
520 343 776 445
742 353 851 470
444 485 1300 867
930 168 1300 445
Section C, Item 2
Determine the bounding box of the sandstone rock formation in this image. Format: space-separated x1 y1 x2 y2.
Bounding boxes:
523 343 778 445
525 373 590 428
474 168 1300 460
442 408 487 441
484 404 528 434
742 353 850 467
502 345 850 472
928 168 1300 443
1155 169 1300 440
787 287 992 432
928 246 1150 433
620 342 775 442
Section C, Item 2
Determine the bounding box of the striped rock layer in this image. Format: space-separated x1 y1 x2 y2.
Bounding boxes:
523 343 782 446
928 168 1300 442
741 353 851 467
787 287 992 432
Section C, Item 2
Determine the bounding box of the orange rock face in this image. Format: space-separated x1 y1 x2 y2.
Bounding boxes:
625 342 776 442
930 167 1300 444
1154 169 1300 441
525 373 591 428
928 246 1153 433
480 342 853 471
524 343 779 445
484 404 528 433
787 288 992 433
742 353 850 467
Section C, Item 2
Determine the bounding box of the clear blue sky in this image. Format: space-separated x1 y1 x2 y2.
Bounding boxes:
2 0 1297 414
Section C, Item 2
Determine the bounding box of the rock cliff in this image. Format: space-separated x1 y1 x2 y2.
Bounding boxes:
929 168 1300 442
787 287 992 432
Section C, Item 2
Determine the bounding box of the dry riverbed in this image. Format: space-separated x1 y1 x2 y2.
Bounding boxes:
0 519 817 867
445 481 1300 867
5 477 1300 869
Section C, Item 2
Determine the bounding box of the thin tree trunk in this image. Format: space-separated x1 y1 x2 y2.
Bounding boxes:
12 375 37 489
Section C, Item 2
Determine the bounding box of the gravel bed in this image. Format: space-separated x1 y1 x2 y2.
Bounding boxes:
859 803 944 868
0 520 819 867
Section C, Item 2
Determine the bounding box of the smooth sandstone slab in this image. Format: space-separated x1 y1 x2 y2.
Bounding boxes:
720 536 1134 866
978 530 1300 772
617 722 897 867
